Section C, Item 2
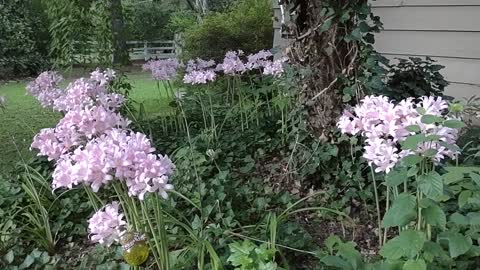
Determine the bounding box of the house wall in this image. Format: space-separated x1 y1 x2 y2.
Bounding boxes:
271 0 480 100
372 0 480 99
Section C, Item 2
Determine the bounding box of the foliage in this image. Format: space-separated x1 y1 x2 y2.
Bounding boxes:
0 0 50 78
43 0 91 67
382 57 449 101
124 1 174 41
227 240 277 270
182 0 273 60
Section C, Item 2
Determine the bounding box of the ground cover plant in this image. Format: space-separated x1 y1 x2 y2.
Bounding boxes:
2 0 480 269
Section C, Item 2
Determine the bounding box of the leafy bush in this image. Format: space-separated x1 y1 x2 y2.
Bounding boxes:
124 2 174 41
182 0 273 60
382 57 449 101
0 0 50 78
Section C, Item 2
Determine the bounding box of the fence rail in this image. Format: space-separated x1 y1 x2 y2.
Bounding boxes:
72 39 179 63
127 40 177 61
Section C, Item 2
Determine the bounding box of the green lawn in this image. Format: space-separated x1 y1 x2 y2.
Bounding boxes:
0 71 170 173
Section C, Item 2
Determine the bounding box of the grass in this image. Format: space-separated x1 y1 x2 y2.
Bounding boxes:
0 70 171 174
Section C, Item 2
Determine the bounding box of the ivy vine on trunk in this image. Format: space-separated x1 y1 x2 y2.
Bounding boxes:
282 0 387 138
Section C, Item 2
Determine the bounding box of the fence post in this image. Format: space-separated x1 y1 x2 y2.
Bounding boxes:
174 33 183 58
144 41 148 61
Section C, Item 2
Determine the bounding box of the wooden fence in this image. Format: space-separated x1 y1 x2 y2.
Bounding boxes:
126 40 178 61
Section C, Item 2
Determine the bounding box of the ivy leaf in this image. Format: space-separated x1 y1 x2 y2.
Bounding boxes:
319 17 333 33
422 203 446 229
19 255 35 270
380 230 426 260
382 193 417 228
3 250 14 264
227 241 255 267
417 171 443 199
438 232 472 258
386 168 408 187
443 119 466 129
403 259 426 270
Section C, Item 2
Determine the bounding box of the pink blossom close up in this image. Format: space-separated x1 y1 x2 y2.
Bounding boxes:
88 202 126 246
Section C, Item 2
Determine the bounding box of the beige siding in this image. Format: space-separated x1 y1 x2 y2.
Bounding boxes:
372 0 480 99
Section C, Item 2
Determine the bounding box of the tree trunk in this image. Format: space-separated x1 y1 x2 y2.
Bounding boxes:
285 0 365 139
110 0 129 65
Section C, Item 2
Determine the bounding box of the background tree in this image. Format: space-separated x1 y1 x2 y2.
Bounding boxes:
109 0 129 65
282 0 385 138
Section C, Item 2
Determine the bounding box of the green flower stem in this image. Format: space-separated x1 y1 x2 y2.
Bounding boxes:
370 167 383 246
140 200 163 269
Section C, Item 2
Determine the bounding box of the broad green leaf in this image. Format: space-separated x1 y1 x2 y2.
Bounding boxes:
382 193 417 228
450 213 469 226
325 235 341 253
407 167 419 177
438 232 472 258
405 125 421 133
438 141 461 152
458 191 472 208
421 114 443 124
443 171 465 185
423 203 446 229
402 155 423 166
386 168 408 187
418 171 443 199
337 242 362 270
321 256 352 269
470 173 480 187
401 134 427 150
416 107 426 115
423 149 438 158
443 119 466 129
403 259 426 270
380 230 426 260
467 212 480 226
445 166 480 174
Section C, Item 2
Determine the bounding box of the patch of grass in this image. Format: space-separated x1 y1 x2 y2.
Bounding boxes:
0 71 171 173
0 81 60 173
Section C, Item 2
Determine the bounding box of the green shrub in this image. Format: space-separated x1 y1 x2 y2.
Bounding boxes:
124 2 174 41
0 0 50 78
382 57 449 101
182 0 273 60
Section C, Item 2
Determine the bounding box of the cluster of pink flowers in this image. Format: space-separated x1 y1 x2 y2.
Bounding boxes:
263 60 285 77
31 106 130 161
143 58 180 81
246 50 273 70
183 58 217 84
88 202 126 246
26 71 64 108
146 50 286 85
29 69 175 200
52 128 174 199
338 95 459 173
217 50 247 75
